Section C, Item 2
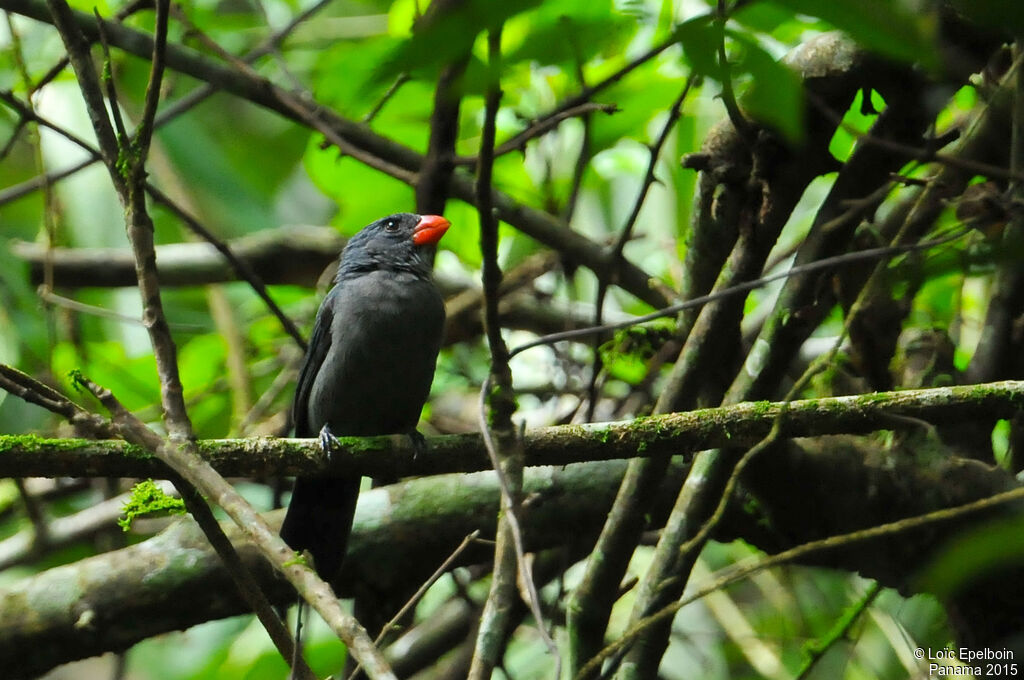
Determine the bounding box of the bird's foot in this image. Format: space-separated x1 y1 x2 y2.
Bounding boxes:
408 430 428 461
318 424 341 464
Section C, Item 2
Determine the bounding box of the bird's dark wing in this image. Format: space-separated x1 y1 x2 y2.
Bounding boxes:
292 288 336 438
283 286 360 579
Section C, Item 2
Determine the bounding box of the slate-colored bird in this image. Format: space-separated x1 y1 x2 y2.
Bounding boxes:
281 212 450 580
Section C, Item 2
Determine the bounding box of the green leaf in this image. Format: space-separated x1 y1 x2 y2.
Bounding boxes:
373 0 545 84
304 136 416 230
732 2 815 36
155 105 308 235
312 37 407 113
767 0 936 67
728 33 804 143
828 88 886 161
916 515 1024 598
178 334 226 393
433 201 482 268
586 71 680 155
502 0 636 69
52 341 161 412
674 14 720 78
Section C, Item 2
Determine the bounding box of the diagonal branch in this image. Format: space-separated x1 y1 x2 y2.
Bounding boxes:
469 24 552 680
0 90 307 349
575 482 1024 680
40 1 385 676
1 0 671 310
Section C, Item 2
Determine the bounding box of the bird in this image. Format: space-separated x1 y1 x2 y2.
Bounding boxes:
280 212 450 580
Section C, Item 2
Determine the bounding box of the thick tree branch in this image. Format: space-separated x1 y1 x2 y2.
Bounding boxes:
2 380 1023 479
10 226 345 288
2 429 1020 679
0 459 685 680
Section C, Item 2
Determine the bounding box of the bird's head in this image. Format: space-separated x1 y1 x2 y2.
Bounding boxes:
337 213 450 279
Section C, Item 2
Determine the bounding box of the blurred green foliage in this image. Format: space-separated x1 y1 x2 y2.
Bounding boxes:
0 0 1011 677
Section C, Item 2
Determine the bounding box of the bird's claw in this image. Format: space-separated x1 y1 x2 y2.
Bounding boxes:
319 424 341 464
408 430 428 461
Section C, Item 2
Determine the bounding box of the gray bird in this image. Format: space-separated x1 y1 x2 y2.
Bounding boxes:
281 212 450 579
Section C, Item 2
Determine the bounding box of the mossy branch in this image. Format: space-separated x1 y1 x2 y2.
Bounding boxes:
1 380 1023 479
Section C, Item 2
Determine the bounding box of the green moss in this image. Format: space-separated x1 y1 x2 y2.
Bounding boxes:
335 435 388 453
0 433 48 453
742 494 772 531
116 146 134 182
598 324 676 385
67 368 87 393
856 391 893 406
118 479 186 532
283 552 310 569
980 384 1024 409
627 414 663 434
119 441 153 459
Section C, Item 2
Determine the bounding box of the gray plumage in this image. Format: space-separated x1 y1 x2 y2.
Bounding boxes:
281 212 448 579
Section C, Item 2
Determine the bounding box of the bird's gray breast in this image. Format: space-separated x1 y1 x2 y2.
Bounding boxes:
306 270 445 436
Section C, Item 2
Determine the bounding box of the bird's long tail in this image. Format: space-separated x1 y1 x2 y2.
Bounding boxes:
281 476 361 580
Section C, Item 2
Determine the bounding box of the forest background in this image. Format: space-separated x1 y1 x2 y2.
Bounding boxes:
2 0 1024 678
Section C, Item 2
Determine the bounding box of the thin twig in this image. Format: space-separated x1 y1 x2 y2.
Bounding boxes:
470 24 560 680
42 2 323 675
13 478 51 556
575 483 1024 680
71 372 315 680
0 355 114 438
344 530 484 680
509 229 971 359
0 156 92 206
793 581 881 680
93 10 129 142
43 0 123 188
363 73 411 123
714 0 753 141
453 102 617 167
131 0 169 159
469 23 519 679
145 185 308 350
584 77 697 421
0 115 28 160
808 89 1024 184
5 11 60 353
515 28 691 151
38 288 205 330
0 90 308 350
476 377 558 662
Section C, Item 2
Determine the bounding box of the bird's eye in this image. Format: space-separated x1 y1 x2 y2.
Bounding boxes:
384 220 398 232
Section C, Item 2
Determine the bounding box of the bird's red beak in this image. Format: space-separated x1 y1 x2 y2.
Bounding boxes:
412 214 450 246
